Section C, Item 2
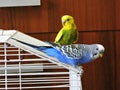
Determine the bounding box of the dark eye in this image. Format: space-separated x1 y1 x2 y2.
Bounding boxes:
96 48 99 50
67 18 70 21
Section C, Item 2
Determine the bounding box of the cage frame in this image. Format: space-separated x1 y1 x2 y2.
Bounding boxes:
0 30 83 90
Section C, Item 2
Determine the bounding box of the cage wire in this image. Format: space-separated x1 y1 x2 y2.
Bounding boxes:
0 42 82 90
0 30 82 90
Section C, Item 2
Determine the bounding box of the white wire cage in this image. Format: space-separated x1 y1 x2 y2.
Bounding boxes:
0 30 83 90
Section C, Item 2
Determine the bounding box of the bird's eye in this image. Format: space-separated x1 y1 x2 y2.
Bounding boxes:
67 19 70 21
96 48 99 50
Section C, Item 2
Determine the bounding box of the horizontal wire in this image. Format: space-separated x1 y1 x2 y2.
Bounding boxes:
0 53 33 56
22 76 69 79
0 72 70 76
17 79 69 82
0 63 58 66
0 46 17 49
0 50 18 53
0 65 64 70
0 58 49 62
0 49 23 52
0 84 70 89
0 81 69 85
0 79 69 83
0 63 65 74
0 76 69 81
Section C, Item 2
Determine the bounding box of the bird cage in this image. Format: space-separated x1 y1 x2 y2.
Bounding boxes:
0 30 83 90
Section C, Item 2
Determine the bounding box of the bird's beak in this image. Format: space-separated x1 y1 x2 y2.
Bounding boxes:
62 20 66 25
99 52 104 58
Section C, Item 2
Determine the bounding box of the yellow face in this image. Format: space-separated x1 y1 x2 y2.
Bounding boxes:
61 15 74 26
99 52 104 57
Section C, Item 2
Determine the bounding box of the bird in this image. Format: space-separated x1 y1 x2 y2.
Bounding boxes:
12 38 105 67
54 15 78 45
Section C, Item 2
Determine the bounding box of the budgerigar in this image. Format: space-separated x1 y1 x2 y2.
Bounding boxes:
54 15 78 45
12 38 105 67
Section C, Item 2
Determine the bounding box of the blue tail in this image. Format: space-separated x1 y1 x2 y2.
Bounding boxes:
11 38 90 66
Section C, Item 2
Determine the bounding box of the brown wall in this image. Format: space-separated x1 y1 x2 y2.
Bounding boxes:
0 0 119 90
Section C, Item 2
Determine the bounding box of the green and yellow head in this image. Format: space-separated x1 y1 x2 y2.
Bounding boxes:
61 15 74 26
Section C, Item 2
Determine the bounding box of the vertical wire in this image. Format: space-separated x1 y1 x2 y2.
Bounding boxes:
69 69 82 90
4 43 7 90
18 48 22 90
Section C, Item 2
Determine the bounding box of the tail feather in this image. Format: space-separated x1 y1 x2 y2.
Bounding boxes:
12 38 52 49
12 38 40 48
45 41 60 47
12 38 59 51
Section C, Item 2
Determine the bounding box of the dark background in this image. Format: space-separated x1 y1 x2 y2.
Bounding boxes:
0 0 119 90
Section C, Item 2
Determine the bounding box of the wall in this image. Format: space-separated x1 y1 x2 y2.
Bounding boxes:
0 0 119 90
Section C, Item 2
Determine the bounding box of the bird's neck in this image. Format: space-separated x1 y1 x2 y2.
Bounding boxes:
64 23 77 30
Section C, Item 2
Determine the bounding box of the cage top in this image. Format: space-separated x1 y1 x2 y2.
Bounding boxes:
0 29 17 42
0 29 83 73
